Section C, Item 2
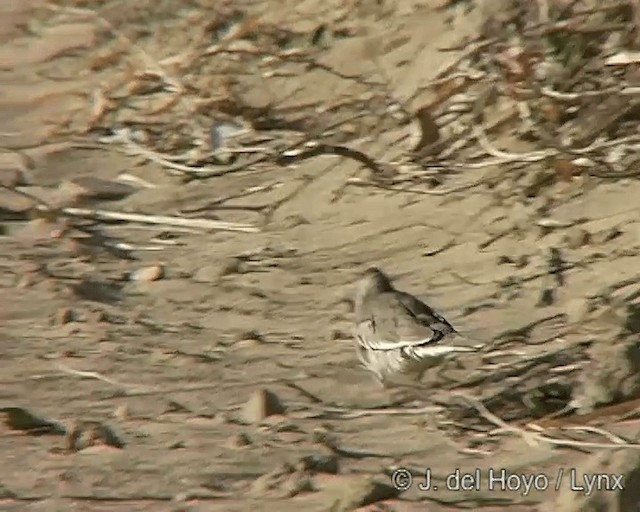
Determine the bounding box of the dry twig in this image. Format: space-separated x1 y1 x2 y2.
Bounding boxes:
451 391 640 451
57 207 259 233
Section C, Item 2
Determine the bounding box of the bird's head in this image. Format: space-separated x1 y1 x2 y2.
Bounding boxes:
356 267 394 298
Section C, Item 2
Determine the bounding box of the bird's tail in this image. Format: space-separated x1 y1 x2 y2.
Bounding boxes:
453 331 486 350
412 344 478 358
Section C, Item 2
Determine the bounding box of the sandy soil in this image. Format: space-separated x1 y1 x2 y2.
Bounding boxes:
2 1 640 511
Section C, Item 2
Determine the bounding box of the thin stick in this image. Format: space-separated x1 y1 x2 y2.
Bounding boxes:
57 207 259 233
345 176 486 196
450 391 539 447
316 405 443 419
451 392 640 450
473 125 553 163
561 425 630 445
541 85 640 101
55 360 151 393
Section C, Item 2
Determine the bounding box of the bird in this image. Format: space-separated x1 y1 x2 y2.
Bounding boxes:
353 267 479 390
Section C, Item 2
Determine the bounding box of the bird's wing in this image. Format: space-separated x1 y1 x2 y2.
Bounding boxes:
355 292 441 351
395 291 457 335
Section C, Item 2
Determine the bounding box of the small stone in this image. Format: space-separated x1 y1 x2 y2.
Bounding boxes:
330 477 400 511
0 153 29 193
0 407 63 433
113 404 129 420
0 151 30 185
249 463 295 496
240 388 286 424
193 257 245 283
564 227 591 249
130 264 164 282
235 330 265 346
209 122 242 151
536 288 555 307
312 427 338 450
328 329 348 341
0 168 27 188
192 265 220 283
281 214 310 229
18 218 65 241
64 421 125 452
59 176 137 203
15 274 34 289
565 297 590 324
88 309 108 323
591 226 623 245
219 257 244 276
297 453 339 474
281 472 314 498
53 307 75 325
227 432 253 448
0 188 36 215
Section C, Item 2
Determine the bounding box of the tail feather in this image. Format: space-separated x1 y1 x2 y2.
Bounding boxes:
407 344 478 359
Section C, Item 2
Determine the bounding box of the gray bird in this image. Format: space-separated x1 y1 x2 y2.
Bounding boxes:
353 267 478 388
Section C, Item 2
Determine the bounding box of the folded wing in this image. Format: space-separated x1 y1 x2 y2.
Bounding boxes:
355 293 444 352
395 291 456 336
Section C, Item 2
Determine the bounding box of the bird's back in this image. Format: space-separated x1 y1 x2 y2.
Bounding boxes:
355 288 445 350
394 290 457 336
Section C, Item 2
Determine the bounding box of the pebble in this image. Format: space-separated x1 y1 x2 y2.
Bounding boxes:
0 168 27 188
565 297 590 324
0 152 29 187
53 307 75 325
192 264 220 283
564 227 591 249
59 176 137 202
591 226 622 245
227 432 253 448
192 257 245 283
297 453 339 474
249 463 294 496
113 404 129 420
330 477 400 512
0 189 36 214
130 264 165 282
240 388 286 424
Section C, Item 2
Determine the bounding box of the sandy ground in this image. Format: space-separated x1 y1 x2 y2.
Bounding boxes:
2 1 640 511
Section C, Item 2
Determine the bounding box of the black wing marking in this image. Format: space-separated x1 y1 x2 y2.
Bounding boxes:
396 291 457 336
